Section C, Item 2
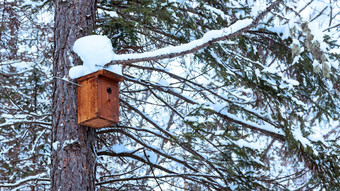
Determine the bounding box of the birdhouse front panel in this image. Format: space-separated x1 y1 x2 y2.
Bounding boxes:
98 76 119 123
77 69 123 128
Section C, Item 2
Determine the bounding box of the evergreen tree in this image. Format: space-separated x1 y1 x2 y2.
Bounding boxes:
0 0 51 189
96 0 339 189
0 0 338 190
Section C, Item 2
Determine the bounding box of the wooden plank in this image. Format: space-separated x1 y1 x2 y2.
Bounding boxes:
99 76 119 123
78 76 98 124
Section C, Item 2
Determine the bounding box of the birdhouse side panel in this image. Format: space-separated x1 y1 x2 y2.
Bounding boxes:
98 76 120 123
77 77 99 125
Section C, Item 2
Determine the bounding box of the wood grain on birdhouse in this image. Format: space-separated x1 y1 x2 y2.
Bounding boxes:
77 69 124 128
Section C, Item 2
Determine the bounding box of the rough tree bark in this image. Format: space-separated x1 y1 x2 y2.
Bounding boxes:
51 0 97 190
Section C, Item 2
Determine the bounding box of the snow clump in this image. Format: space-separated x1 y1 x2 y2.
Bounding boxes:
69 35 121 79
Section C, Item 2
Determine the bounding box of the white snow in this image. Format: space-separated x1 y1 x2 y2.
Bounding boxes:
330 49 340 54
308 22 328 51
69 65 86 79
205 5 230 22
292 128 317 155
168 0 186 4
62 139 78 149
157 79 170 86
267 25 290 39
112 144 130 153
98 9 119 18
73 35 113 64
52 141 60 150
144 150 157 164
262 66 278 74
250 0 264 17
331 60 339 70
283 78 299 86
184 115 208 124
308 133 328 147
254 68 261 78
69 35 121 79
232 139 262 150
312 60 321 70
184 116 199 122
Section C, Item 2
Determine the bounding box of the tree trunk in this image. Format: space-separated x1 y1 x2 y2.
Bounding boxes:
51 1 97 190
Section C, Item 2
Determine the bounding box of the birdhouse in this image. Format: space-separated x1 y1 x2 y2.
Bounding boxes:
77 69 124 128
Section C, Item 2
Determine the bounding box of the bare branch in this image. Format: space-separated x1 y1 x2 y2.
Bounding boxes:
124 63 281 131
123 75 197 104
120 100 233 187
97 150 176 174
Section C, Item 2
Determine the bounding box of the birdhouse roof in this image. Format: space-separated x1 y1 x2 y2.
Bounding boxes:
77 69 124 82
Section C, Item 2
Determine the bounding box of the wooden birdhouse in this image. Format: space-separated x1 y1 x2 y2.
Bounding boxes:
77 69 124 128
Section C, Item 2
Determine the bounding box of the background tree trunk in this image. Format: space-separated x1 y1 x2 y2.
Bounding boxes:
51 1 97 190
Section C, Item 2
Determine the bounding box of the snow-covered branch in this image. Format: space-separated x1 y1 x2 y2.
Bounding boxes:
215 110 285 141
106 0 283 65
0 173 49 188
97 173 221 187
108 18 252 64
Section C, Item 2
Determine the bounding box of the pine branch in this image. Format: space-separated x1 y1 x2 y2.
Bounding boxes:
97 150 176 174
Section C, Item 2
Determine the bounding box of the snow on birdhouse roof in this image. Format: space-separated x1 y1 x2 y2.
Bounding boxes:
69 35 121 79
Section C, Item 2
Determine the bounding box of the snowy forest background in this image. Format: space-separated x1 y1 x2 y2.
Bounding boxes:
0 0 339 190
